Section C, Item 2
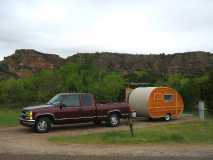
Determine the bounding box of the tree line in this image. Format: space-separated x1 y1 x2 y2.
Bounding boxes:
127 69 213 112
0 63 125 108
0 62 212 113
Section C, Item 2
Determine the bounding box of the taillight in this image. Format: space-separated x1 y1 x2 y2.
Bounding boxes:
128 105 133 113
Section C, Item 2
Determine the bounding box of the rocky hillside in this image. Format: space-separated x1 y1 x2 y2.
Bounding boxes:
0 49 212 80
67 51 213 76
0 49 64 79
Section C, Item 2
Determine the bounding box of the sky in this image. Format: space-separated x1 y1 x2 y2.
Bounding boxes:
0 0 213 60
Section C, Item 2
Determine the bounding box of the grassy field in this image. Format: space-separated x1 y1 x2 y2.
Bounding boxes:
0 108 20 127
49 120 213 144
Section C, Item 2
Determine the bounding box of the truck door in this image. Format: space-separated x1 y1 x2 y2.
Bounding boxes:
80 94 96 122
55 94 81 123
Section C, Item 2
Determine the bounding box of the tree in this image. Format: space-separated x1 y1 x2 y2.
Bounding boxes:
0 63 126 108
126 69 155 83
198 71 213 112
164 74 201 111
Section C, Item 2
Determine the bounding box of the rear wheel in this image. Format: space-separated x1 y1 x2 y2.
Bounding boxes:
35 117 51 133
108 113 120 127
164 114 171 121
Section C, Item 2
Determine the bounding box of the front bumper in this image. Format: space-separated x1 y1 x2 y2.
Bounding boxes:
19 118 35 127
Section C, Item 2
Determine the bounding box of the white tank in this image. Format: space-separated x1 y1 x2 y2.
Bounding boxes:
129 87 156 117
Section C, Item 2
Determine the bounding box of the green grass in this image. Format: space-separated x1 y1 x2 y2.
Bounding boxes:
0 108 20 127
49 120 213 144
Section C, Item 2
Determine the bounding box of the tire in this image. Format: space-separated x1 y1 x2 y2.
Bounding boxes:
108 113 120 127
148 116 154 121
31 125 37 132
164 114 171 121
35 117 51 133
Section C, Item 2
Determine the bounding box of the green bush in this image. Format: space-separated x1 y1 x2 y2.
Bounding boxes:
0 63 126 108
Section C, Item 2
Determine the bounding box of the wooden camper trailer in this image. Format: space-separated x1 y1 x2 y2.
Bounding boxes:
129 87 184 121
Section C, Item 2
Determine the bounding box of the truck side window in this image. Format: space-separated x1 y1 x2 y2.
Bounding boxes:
63 95 80 107
81 94 93 106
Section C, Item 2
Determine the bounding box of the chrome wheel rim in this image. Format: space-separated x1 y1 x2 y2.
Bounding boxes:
111 115 118 126
37 120 47 131
164 114 171 121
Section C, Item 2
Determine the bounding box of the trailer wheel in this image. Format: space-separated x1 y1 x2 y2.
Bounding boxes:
164 114 171 121
108 113 120 127
35 117 51 133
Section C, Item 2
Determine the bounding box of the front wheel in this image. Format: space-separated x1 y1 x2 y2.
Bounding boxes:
108 113 120 127
35 117 51 133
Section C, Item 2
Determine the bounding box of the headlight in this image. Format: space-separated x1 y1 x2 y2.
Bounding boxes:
26 111 33 120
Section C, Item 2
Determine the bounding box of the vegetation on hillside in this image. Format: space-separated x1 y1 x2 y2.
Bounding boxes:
1 50 212 80
68 51 213 76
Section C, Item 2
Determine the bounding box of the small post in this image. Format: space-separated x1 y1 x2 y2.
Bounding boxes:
128 114 134 137
198 101 205 121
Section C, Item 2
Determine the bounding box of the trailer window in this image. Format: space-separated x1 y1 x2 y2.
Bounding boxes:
164 94 173 102
81 94 93 106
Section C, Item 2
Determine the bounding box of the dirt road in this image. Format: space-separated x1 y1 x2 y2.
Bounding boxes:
0 115 213 159
0 154 213 160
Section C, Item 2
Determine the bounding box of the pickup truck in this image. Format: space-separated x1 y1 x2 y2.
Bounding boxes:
19 93 131 133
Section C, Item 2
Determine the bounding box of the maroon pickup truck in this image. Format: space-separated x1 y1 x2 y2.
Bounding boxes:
19 93 131 133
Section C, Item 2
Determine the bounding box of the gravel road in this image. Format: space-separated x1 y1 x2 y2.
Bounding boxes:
0 115 213 159
0 154 213 160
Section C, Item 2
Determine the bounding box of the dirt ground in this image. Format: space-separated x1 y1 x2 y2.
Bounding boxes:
0 115 213 159
0 154 213 160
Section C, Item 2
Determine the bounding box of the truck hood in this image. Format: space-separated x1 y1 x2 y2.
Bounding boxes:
23 104 52 111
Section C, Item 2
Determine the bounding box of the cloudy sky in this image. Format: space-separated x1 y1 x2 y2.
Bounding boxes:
0 0 213 59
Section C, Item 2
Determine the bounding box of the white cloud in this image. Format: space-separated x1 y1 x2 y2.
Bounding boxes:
0 0 213 60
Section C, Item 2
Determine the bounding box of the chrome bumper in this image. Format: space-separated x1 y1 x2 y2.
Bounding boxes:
19 118 35 126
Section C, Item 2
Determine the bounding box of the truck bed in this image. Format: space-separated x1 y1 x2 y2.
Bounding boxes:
96 102 130 118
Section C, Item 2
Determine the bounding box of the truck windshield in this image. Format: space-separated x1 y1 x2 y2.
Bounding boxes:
47 94 64 105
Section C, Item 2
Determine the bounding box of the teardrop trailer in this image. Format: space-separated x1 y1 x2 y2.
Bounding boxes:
128 87 184 121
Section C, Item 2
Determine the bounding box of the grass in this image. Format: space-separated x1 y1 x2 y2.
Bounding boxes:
49 120 213 144
0 107 20 127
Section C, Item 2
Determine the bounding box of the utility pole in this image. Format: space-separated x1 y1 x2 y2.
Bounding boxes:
128 113 135 137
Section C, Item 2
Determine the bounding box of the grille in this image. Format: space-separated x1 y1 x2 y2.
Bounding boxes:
20 110 31 119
